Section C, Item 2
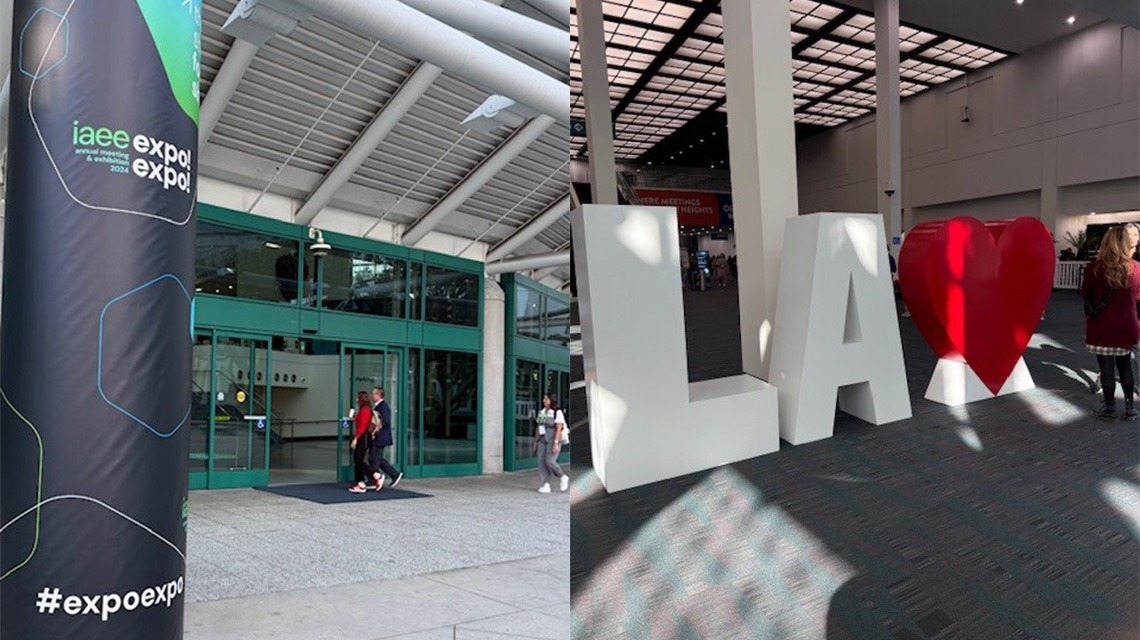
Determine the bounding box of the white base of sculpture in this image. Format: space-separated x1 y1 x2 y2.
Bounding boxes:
924 357 1034 406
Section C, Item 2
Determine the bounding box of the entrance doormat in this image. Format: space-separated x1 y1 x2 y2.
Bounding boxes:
255 482 433 505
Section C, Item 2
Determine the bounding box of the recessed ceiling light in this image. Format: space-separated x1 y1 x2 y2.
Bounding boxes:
1067 15 1075 24
1015 0 1023 4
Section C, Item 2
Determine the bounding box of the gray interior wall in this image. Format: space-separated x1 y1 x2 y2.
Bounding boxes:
796 20 1140 241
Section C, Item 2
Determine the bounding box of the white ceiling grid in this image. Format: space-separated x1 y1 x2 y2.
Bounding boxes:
569 0 1010 160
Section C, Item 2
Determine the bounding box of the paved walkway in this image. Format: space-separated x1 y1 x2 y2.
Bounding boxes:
184 470 569 638
185 553 569 640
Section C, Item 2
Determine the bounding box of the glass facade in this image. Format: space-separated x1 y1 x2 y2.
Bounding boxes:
502 274 572 471
192 205 486 488
425 267 479 326
322 248 407 319
195 222 313 304
544 296 571 347
515 285 544 340
514 281 570 346
195 220 480 328
513 360 543 463
423 350 479 465
190 335 212 474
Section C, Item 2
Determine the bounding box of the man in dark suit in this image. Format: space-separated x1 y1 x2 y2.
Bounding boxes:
369 387 403 488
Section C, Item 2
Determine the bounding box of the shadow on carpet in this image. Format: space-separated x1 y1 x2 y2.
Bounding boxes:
256 482 432 505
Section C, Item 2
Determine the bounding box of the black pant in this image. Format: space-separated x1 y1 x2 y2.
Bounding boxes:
1097 354 1135 404
353 436 377 484
369 444 399 479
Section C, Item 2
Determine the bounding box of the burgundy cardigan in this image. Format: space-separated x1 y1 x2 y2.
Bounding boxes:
1082 259 1140 350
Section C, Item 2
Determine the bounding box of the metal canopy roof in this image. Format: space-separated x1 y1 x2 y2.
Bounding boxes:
199 0 570 280
569 0 1012 161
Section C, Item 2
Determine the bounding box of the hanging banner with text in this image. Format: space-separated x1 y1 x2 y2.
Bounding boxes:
1 1 201 638
633 188 733 228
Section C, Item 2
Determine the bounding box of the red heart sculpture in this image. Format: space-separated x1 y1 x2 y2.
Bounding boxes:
899 217 1055 394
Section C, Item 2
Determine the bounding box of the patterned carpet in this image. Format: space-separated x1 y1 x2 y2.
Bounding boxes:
569 289 1139 639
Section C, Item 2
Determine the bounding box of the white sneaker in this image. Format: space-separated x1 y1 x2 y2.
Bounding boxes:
560 476 569 492
538 483 551 494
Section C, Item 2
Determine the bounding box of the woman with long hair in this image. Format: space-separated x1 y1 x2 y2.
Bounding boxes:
349 390 383 492
534 392 568 494
1127 222 1140 396
1081 226 1140 420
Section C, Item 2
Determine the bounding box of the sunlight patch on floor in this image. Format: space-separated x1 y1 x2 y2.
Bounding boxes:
572 466 854 638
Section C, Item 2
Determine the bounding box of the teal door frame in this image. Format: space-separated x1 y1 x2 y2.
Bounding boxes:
206 331 273 489
501 273 571 472
192 203 486 488
337 343 407 482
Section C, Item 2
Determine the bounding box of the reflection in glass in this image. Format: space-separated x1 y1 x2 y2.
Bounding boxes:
425 267 478 326
514 360 542 463
322 249 406 318
515 285 543 340
190 334 212 473
423 350 479 465
408 263 423 321
544 296 571 346
546 368 570 458
195 222 312 304
407 349 420 467
212 337 270 472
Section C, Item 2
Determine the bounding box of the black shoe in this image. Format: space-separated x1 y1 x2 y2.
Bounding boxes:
1124 401 1138 420
1094 402 1117 421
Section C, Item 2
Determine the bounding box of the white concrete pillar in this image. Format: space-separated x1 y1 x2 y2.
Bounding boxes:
1041 136 1061 256
721 0 800 378
875 0 902 247
481 278 506 474
575 0 618 204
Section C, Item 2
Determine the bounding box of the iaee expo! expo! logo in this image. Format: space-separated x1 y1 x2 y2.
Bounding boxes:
70 120 193 194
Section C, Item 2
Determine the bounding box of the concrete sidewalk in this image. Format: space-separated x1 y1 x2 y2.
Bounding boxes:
185 552 569 640
183 470 569 637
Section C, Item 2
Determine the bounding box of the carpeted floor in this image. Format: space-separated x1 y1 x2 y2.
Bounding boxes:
569 289 1139 640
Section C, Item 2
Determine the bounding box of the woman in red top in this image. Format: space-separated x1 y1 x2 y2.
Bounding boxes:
1082 226 1140 420
349 391 382 492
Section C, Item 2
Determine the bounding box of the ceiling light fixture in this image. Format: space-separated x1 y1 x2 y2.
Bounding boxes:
1066 15 1075 24
1015 0 1023 4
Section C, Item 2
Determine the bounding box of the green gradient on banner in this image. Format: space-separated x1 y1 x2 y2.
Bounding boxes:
136 0 202 123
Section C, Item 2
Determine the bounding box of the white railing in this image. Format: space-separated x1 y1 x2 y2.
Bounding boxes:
1055 260 1089 290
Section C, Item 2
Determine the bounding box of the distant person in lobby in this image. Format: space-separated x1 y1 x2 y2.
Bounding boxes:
349 391 383 493
535 393 568 494
680 248 691 290
713 254 730 287
1081 226 1140 420
370 387 403 489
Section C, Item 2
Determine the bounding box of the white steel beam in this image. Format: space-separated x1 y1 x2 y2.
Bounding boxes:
519 0 569 28
290 0 570 123
199 39 260 148
396 0 567 66
485 250 569 275
401 115 554 246
294 63 442 225
485 192 571 262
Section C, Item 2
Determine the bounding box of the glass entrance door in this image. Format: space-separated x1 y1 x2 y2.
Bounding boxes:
546 366 571 465
209 335 272 488
339 346 403 482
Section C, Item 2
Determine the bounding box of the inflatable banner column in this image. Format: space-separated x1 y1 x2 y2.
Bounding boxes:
1 1 201 637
